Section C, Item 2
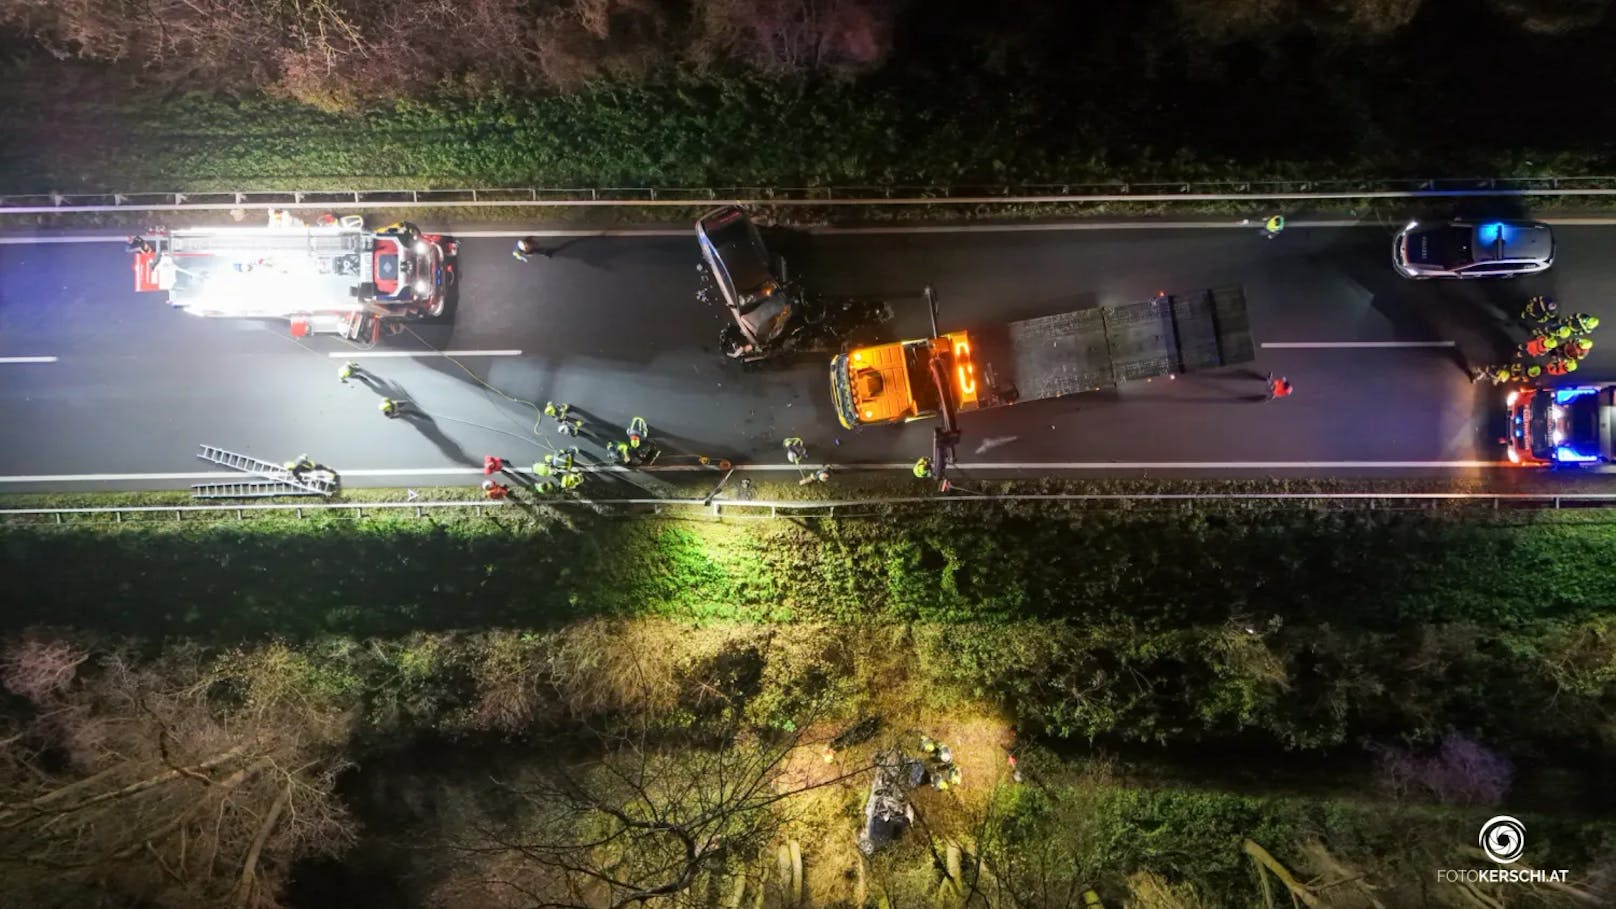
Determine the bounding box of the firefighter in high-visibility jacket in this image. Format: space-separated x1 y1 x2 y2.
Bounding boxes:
1522 295 1558 323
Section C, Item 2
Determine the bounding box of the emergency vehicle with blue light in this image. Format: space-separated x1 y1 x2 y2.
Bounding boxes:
1393 219 1554 279
1505 385 1616 466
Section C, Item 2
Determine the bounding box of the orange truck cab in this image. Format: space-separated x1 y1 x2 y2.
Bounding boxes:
830 332 979 429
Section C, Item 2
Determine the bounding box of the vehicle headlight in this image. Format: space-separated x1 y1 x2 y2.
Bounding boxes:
1506 391 1519 407
1405 219 1419 231
1506 446 1520 463
414 279 430 294
414 241 429 255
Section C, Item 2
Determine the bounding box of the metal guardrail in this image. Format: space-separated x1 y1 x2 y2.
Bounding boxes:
5 492 1616 524
8 177 1616 214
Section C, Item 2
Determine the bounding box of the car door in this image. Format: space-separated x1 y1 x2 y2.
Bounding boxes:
1457 262 1532 279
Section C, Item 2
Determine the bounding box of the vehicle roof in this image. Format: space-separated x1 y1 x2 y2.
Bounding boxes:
1469 220 1552 263
842 339 925 424
696 206 775 299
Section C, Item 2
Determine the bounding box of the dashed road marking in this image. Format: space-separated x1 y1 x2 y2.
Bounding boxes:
331 350 522 358
1261 341 1456 349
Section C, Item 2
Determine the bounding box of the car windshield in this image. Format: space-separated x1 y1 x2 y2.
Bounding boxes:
1407 226 1473 268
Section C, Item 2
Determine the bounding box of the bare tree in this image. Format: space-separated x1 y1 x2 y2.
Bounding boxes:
691 0 896 77
0 637 356 909
1172 0 1423 41
1373 734 1515 807
431 693 866 907
533 0 672 90
1486 0 1609 33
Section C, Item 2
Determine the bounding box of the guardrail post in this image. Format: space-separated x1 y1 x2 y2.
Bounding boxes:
1555 497 1561 509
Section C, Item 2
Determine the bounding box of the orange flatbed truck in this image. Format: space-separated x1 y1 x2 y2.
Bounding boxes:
829 287 1255 435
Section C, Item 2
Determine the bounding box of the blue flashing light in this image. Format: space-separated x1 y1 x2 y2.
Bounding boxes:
1554 386 1597 404
1554 445 1599 463
1478 222 1516 246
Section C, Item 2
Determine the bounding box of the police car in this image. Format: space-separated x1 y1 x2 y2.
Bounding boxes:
1394 219 1554 279
1505 385 1614 466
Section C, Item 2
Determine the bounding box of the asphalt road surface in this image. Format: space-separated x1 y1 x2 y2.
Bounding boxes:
4 220 1616 492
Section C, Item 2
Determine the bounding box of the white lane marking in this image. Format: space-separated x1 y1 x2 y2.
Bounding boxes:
330 350 522 358
0 460 1511 483
958 460 1504 469
0 356 58 364
0 237 120 245
10 216 1616 246
1261 341 1456 349
815 220 1367 234
449 229 687 238
0 231 687 245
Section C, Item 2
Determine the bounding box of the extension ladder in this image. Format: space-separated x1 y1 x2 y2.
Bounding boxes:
195 444 335 496
191 480 322 499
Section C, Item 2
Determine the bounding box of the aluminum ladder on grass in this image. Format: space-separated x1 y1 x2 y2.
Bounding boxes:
191 480 323 499
195 444 335 496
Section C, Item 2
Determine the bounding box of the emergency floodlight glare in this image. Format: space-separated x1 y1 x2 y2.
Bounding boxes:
1555 446 1599 463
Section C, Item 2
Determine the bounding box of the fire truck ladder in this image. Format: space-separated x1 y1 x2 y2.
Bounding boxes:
192 444 336 498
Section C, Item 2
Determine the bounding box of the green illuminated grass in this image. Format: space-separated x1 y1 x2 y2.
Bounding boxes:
8 504 1616 753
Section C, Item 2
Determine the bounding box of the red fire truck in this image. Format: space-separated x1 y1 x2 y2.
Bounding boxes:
131 212 456 341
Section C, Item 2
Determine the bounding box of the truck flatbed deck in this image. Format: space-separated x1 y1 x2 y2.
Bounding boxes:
975 287 1253 403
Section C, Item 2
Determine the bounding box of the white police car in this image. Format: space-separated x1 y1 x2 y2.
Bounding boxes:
1393 219 1554 279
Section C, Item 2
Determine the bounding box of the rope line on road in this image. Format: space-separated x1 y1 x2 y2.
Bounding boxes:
401 326 556 451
